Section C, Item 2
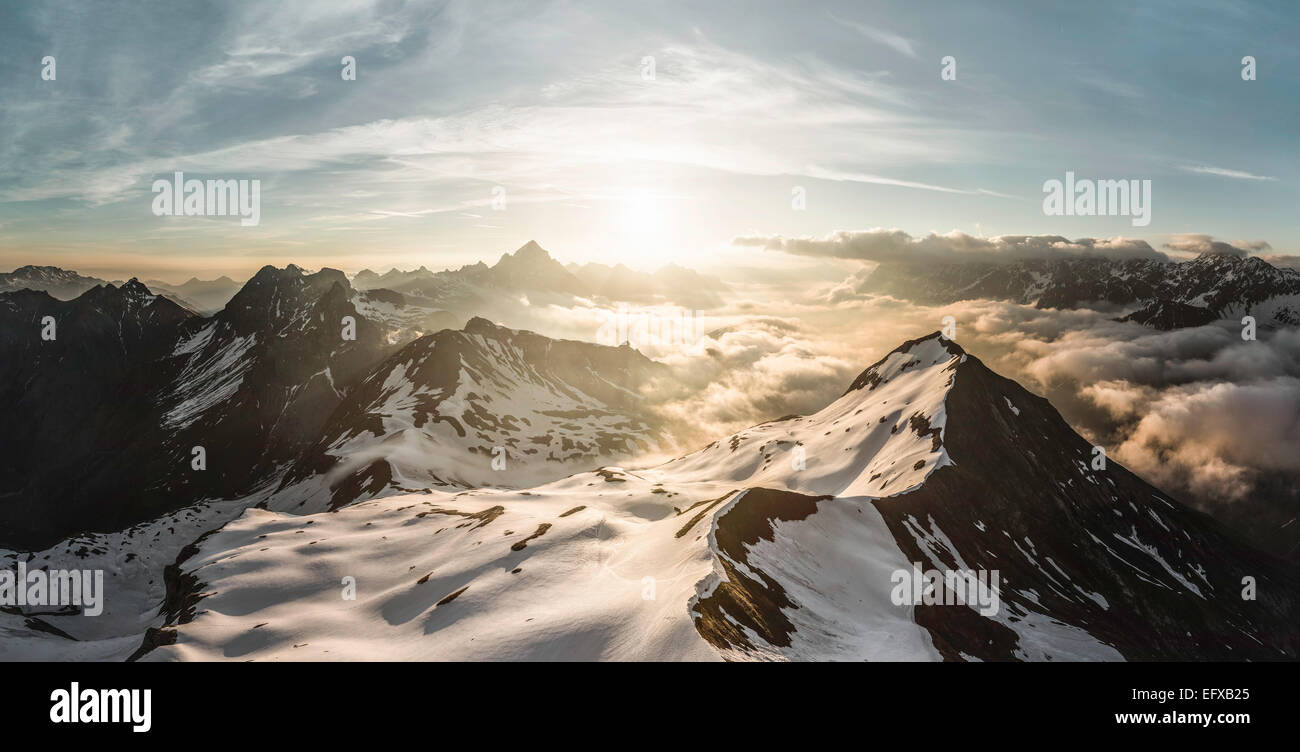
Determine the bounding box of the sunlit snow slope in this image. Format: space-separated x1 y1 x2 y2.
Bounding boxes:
270 317 671 513
99 333 1300 661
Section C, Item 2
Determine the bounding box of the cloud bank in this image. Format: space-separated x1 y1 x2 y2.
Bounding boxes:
522 279 1300 555
733 229 1168 263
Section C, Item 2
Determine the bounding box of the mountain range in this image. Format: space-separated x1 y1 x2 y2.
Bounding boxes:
0 250 677 549
1 244 1297 661
350 241 727 332
144 276 243 314
3 241 724 335
4 330 1294 661
856 252 1300 329
0 265 113 300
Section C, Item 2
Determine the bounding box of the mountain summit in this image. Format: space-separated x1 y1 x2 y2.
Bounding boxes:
488 240 586 294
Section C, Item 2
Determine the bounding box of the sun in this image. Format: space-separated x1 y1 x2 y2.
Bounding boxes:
616 193 662 243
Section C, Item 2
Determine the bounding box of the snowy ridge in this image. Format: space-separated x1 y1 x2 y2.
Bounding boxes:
270 318 669 513
652 333 961 498
688 488 941 661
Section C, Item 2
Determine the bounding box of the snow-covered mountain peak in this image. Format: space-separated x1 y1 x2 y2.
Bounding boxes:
655 331 964 499
269 318 673 512
843 331 964 395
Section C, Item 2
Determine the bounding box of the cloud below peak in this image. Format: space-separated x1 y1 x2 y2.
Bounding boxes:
733 229 1166 264
1162 234 1269 258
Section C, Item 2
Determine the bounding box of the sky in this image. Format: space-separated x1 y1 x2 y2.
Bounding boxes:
0 0 1297 282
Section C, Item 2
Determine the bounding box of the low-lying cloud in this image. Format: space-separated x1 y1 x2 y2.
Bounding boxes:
732 229 1167 263
735 229 1280 269
1162 234 1271 258
500 262 1300 551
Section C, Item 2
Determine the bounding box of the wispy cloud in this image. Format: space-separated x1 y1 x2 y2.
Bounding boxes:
803 166 1017 197
1180 165 1278 181
2 37 974 209
834 16 919 59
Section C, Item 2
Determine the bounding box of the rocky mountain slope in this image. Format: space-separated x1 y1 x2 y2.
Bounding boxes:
0 281 200 547
0 266 388 548
271 316 672 512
